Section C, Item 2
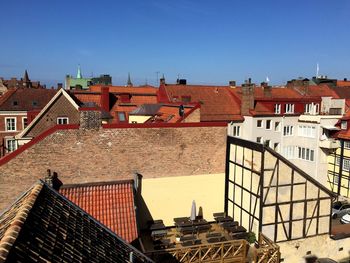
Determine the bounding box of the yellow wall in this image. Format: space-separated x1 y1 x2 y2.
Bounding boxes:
129 115 151 123
139 173 225 227
327 145 350 197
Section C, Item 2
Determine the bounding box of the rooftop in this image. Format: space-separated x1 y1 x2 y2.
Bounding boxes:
0 181 153 263
59 180 138 243
0 88 57 111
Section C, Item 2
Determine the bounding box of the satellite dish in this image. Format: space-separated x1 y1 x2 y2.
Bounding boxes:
179 105 185 117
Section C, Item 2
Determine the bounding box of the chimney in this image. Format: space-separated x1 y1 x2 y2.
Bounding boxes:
79 109 102 130
261 82 272 97
229 80 236 88
241 82 254 116
160 77 166 85
44 169 62 191
100 86 110 112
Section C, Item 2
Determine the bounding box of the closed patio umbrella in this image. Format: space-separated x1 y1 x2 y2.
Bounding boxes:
190 200 196 221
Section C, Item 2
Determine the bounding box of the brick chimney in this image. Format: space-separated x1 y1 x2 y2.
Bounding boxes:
241 80 255 116
79 109 102 130
100 86 110 112
261 82 272 97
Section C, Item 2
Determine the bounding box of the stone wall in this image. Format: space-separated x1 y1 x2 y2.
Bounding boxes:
0 125 227 211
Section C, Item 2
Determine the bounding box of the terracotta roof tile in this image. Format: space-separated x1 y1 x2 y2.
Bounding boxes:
59 181 138 243
0 88 57 111
162 85 241 122
0 181 153 263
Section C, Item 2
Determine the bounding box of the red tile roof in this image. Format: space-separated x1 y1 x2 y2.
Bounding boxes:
160 84 242 122
0 88 57 111
90 85 158 95
337 80 350 87
59 180 138 243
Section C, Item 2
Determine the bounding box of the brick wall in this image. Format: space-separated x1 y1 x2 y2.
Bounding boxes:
26 94 80 137
0 125 227 210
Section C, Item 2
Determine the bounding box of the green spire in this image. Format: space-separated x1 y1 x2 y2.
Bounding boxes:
77 65 82 79
127 72 133 86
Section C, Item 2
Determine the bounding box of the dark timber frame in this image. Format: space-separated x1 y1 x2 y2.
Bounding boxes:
225 136 335 243
328 139 350 198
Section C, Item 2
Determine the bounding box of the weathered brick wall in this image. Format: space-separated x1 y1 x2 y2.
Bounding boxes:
27 94 80 137
0 125 227 210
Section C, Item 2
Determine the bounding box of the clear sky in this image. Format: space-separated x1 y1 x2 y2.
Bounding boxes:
1 0 350 87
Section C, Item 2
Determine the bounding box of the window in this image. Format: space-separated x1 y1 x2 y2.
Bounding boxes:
283 125 293 136
57 117 69 125
257 120 263 128
12 101 18 106
283 146 296 159
275 121 281 131
5 117 16 131
333 174 339 185
315 104 319 114
297 147 314 161
344 141 350 149
329 108 342 115
266 120 271 130
264 140 271 147
232 126 240 137
285 104 294 114
274 104 281 114
341 121 347 130
117 112 127 122
343 159 350 171
257 137 263 143
274 142 280 152
22 117 28 129
5 139 16 153
304 103 312 114
298 125 316 138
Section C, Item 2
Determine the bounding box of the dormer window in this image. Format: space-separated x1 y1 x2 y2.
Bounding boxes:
57 117 69 125
304 103 312 114
32 101 38 106
12 101 18 106
285 104 294 114
341 121 347 130
274 104 281 114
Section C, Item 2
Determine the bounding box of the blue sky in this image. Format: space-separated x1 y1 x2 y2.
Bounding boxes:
1 0 350 86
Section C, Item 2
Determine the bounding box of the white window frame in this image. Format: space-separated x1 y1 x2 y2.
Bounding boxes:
257 137 263 143
232 126 240 137
285 103 295 114
275 121 281 132
264 139 271 147
22 117 28 130
5 117 16 131
297 147 314 161
274 104 281 114
5 138 17 153
344 141 350 149
283 125 294 136
257 120 263 128
265 120 272 130
57 117 69 125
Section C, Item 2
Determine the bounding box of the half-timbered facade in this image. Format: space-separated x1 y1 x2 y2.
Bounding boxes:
224 136 334 243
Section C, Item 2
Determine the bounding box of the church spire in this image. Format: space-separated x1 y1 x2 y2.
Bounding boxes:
77 65 82 79
127 72 133 86
23 70 31 88
23 70 30 82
